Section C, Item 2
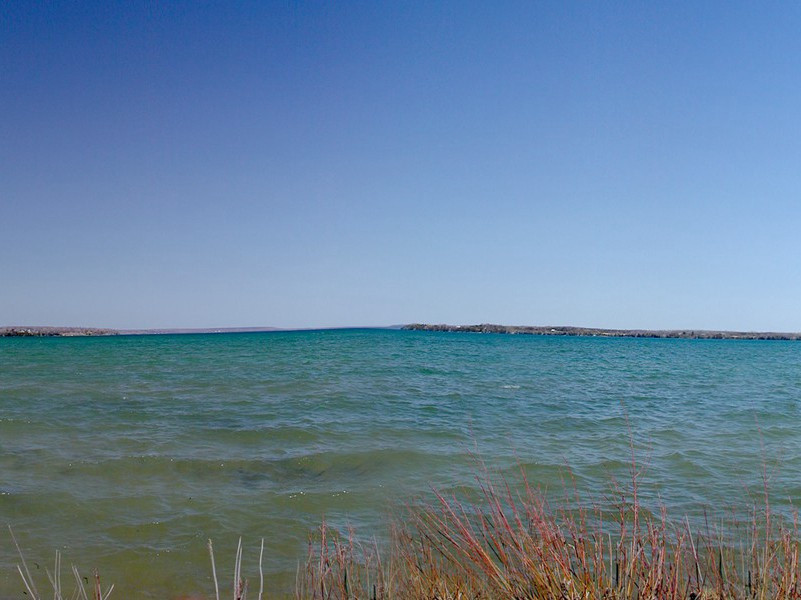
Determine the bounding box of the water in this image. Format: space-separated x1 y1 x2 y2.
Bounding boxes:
1 329 800 598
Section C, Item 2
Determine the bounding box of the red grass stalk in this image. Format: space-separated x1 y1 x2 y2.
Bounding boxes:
301 465 801 600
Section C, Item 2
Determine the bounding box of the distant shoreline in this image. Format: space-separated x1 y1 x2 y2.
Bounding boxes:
0 325 389 337
0 326 283 337
3 324 801 340
403 323 801 341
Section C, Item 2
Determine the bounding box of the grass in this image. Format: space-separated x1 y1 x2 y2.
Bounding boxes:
208 536 266 600
8 525 114 600
299 462 801 599
9 462 801 599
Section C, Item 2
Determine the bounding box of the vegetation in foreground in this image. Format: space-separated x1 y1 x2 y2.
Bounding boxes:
10 464 801 600
298 464 800 600
9 526 114 600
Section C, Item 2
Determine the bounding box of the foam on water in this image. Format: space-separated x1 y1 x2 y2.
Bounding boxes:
1 329 800 597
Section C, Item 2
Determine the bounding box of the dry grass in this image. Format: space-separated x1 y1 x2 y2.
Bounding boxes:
208 536 266 600
299 465 801 600
9 525 114 600
9 465 800 599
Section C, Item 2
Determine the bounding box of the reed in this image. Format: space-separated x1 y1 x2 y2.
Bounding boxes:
208 536 266 600
9 467 800 599
8 525 114 600
300 467 801 599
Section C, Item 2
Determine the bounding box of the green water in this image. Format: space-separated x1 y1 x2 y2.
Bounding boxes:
1 329 800 598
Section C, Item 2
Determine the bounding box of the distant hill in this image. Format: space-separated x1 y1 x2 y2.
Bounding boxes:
0 326 281 337
403 323 801 341
0 326 118 337
9 323 795 340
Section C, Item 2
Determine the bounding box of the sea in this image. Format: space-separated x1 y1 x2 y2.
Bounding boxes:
1 328 800 598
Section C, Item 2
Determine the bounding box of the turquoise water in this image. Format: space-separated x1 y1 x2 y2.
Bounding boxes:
1 329 800 598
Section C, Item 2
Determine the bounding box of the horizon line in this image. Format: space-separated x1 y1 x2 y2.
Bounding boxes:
3 323 801 339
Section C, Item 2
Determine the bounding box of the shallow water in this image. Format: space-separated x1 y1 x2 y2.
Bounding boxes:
1 329 800 597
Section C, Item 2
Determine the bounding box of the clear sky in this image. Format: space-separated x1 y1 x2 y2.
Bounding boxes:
3 1 801 330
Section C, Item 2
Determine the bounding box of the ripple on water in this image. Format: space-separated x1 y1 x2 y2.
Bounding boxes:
2 331 801 598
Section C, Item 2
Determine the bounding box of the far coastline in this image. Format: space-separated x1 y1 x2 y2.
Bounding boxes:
3 323 801 340
0 326 282 337
403 323 801 341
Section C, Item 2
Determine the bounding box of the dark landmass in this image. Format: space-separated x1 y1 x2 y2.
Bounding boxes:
7 324 797 340
403 323 801 341
0 326 282 337
0 326 119 337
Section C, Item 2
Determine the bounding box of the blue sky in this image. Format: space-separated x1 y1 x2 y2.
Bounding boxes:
3 1 801 330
